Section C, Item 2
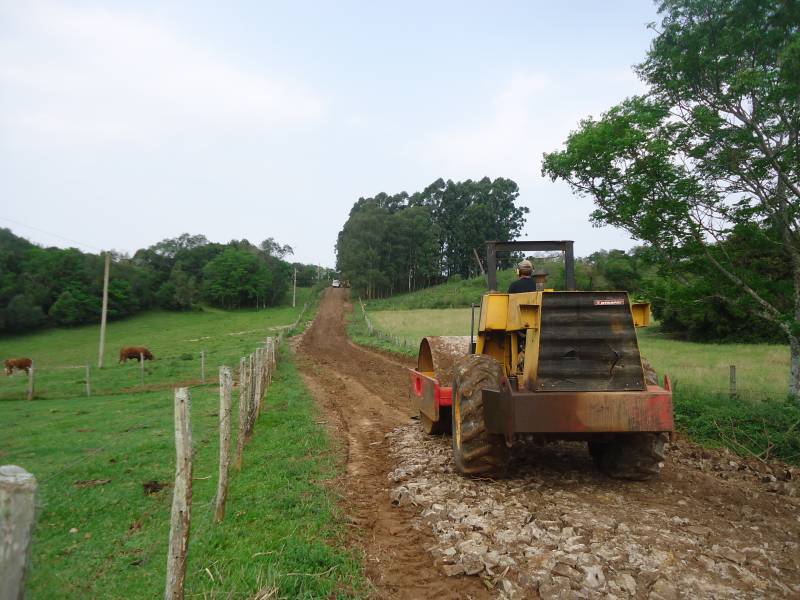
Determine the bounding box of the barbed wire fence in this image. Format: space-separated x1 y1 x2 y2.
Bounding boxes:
1 304 305 599
0 319 303 402
2 332 285 599
357 297 413 352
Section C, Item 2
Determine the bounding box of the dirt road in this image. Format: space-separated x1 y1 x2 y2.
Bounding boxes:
297 289 800 599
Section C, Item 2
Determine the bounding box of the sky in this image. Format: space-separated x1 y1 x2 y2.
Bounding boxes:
0 1 660 267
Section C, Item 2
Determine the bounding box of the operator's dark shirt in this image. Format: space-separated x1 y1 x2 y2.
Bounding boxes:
508 276 537 293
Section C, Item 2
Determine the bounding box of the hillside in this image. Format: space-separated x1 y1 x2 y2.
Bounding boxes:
364 269 516 310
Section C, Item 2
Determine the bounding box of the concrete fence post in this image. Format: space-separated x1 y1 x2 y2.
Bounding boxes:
200 351 205 385
214 367 232 523
165 388 192 600
730 365 737 399
0 465 38 600
85 364 91 398
140 353 145 386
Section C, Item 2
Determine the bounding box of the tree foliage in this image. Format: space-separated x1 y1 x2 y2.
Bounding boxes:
203 248 272 309
0 228 309 334
336 177 528 297
542 0 800 397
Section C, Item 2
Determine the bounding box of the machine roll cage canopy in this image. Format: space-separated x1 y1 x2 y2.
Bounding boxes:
485 240 576 292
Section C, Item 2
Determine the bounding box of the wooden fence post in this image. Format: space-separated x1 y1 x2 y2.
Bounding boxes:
140 353 145 386
246 354 256 438
165 387 192 600
235 357 247 471
200 351 205 385
26 362 34 401
214 367 232 523
263 343 271 389
261 346 268 402
253 348 264 420
85 364 91 397
730 365 737 399
264 340 271 389
0 465 38 600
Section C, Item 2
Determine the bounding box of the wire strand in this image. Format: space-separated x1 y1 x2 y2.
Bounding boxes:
0 216 104 252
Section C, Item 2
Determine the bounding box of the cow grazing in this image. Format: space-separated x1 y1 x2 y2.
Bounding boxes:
4 358 32 375
119 346 155 363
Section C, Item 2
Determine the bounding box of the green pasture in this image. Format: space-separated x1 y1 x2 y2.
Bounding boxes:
358 306 800 464
0 291 366 599
363 271 516 310
0 289 313 402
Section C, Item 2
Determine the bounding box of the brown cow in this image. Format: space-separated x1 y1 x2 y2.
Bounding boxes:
4 358 32 375
119 346 155 363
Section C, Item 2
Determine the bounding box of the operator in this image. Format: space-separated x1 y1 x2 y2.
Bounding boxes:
507 259 537 293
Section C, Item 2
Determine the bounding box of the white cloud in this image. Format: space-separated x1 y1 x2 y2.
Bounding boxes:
418 69 648 251
0 3 325 144
424 72 559 181
422 69 647 183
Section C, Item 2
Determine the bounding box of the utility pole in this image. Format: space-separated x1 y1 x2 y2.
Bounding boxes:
292 267 297 308
97 252 110 369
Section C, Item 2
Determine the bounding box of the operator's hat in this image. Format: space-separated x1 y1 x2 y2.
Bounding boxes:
517 259 533 274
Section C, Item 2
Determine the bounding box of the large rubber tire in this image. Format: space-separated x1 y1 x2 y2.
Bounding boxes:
420 407 452 435
451 354 509 476
589 432 668 481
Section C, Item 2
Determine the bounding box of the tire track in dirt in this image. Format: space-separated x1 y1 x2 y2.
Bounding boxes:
295 288 491 599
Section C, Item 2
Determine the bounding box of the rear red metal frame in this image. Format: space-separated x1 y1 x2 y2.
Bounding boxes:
409 369 452 424
482 384 674 439
409 369 453 405
410 367 674 434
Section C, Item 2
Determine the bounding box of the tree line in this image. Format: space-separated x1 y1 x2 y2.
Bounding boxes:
335 172 790 347
554 243 788 345
336 177 528 298
0 229 317 334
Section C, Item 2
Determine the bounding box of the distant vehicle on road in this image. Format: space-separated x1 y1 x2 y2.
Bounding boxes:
331 280 341 288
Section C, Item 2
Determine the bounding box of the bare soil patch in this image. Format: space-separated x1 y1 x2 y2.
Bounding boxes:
296 289 490 599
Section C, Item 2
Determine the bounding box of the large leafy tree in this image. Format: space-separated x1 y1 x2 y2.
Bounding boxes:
336 177 528 297
336 202 392 297
202 248 273 309
415 177 528 278
542 0 800 398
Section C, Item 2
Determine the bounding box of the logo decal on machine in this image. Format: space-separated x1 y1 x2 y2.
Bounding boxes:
593 299 625 306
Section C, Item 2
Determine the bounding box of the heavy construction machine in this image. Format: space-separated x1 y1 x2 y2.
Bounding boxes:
409 241 674 480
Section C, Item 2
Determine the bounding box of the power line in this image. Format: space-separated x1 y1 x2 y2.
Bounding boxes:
0 216 103 252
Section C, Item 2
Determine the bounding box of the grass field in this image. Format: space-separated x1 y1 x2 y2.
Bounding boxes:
0 290 366 599
360 306 800 464
0 288 315 402
363 271 517 310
